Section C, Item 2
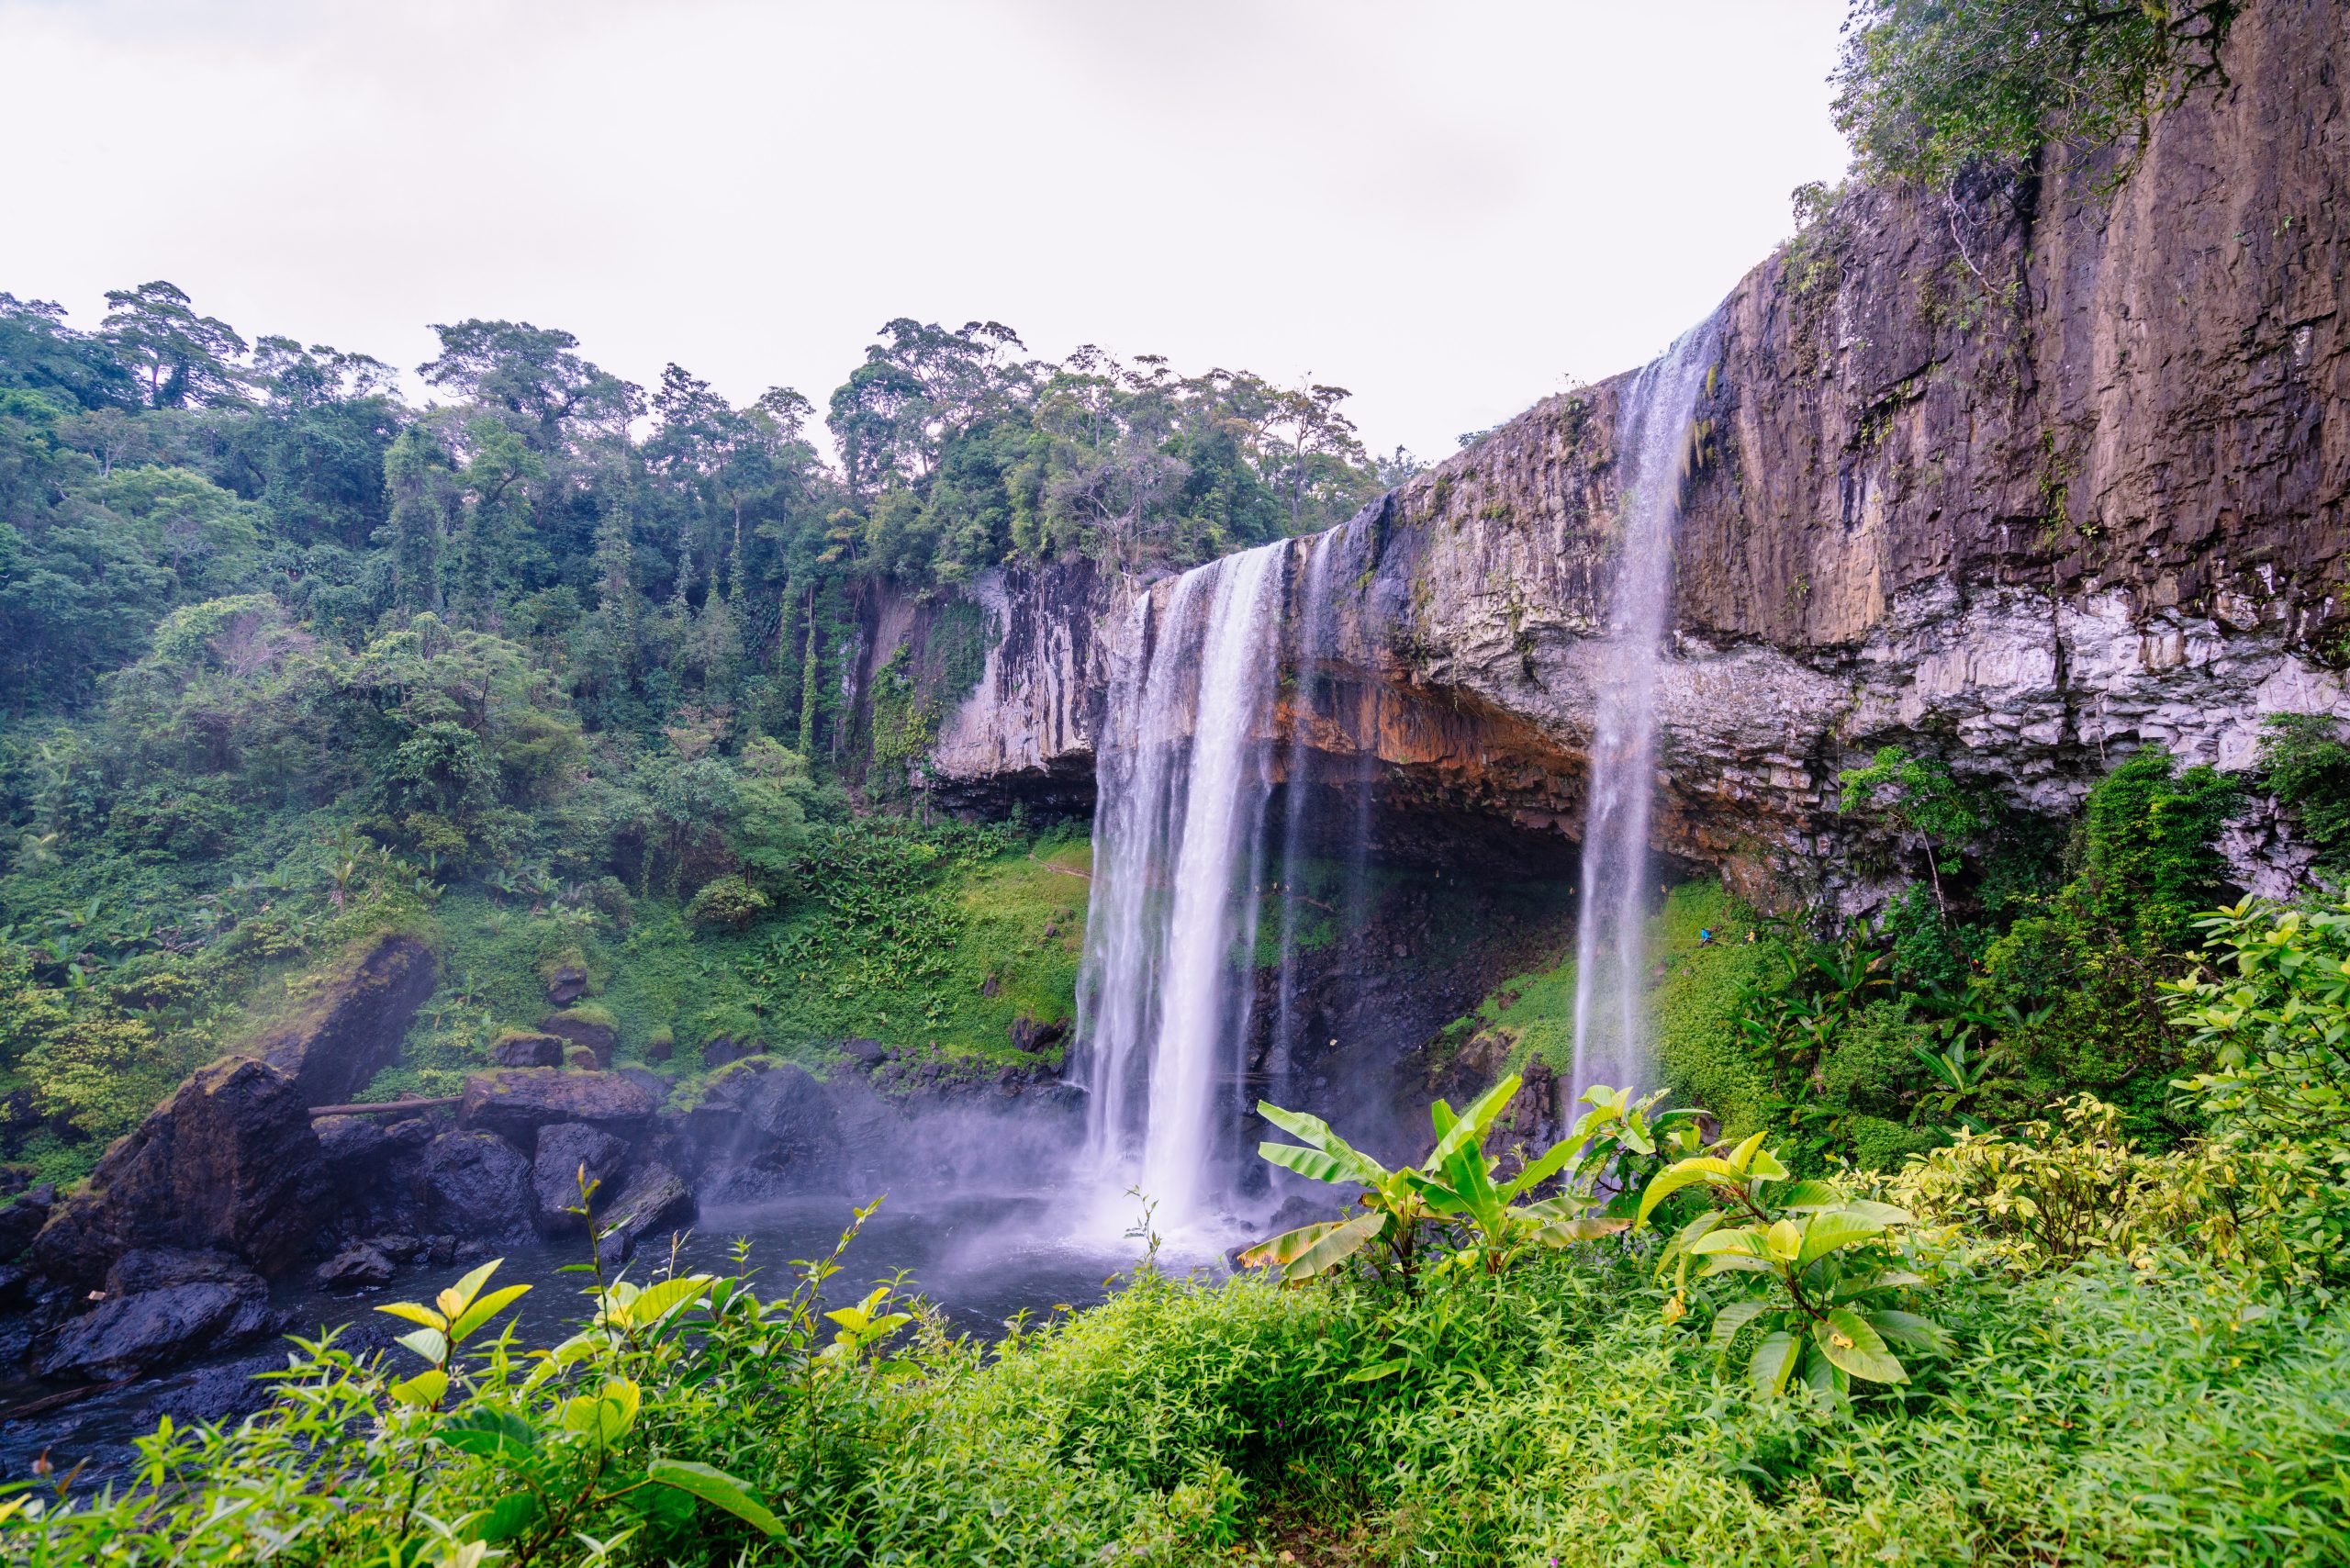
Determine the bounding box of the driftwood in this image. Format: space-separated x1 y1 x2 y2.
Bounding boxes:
306 1096 460 1118
0 1376 135 1426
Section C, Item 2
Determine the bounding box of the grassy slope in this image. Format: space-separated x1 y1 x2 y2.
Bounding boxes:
1424 879 1777 1130
364 827 1091 1106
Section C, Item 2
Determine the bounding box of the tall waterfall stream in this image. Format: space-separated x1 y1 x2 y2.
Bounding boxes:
1076 326 1716 1228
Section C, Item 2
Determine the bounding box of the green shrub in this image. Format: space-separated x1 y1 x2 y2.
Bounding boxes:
1832 0 2241 188
684 874 768 930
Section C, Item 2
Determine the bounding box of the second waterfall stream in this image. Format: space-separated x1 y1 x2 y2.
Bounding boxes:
1075 324 1716 1231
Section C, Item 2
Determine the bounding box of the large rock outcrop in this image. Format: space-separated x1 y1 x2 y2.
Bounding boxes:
28 933 437 1289
921 0 2350 906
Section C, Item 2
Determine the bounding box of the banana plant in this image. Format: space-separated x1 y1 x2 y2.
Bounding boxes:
1240 1076 1689 1288
1637 1132 1948 1398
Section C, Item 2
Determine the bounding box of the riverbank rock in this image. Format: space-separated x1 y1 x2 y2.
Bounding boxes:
423 1131 532 1238
314 1241 397 1290
545 964 589 1005
1009 1015 1067 1054
593 1164 694 1268
30 1056 330 1287
532 1123 630 1236
38 1250 278 1382
681 1063 849 1201
459 1070 657 1146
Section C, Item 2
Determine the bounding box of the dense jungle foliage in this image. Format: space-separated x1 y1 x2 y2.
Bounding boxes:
0 286 1393 1181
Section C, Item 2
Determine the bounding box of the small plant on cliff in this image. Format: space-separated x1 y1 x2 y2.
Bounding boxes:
1639 1131 1949 1399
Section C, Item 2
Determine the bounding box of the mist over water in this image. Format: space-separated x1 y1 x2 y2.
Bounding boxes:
1569 324 1718 1100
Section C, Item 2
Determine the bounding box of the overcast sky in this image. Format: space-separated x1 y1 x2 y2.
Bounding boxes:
3 0 1852 461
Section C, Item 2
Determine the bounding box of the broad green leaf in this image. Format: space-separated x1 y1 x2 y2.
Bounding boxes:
1696 1253 1778 1278
1746 1146 1790 1182
1499 1136 1581 1200
1535 1215 1628 1246
1638 1162 1739 1227
1765 1218 1804 1260
388 1369 447 1408
374 1301 447 1332
1283 1210 1386 1281
439 1406 537 1462
1814 1306 1907 1383
467 1492 539 1544
645 1459 787 1537
1343 1357 1407 1383
449 1259 500 1306
1257 1103 1386 1182
1237 1220 1347 1271
396 1327 448 1366
1429 1074 1519 1167
1796 1210 1886 1267
1690 1226 1769 1260
1707 1297 1767 1350
1727 1131 1769 1174
1841 1199 1914 1226
564 1378 642 1444
1863 1309 1950 1353
450 1284 532 1345
1748 1329 1801 1394
1776 1180 1844 1210
1259 1141 1370 1187
631 1274 714 1325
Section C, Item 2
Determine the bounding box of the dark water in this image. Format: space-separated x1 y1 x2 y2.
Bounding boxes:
0 1190 1189 1484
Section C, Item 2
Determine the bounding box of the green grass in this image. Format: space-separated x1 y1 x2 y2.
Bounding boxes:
364 820 1091 1107
1423 879 1774 1121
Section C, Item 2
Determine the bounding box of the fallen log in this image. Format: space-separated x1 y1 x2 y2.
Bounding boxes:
307 1096 461 1118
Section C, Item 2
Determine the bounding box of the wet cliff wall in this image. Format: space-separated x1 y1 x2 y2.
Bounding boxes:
922 0 2350 904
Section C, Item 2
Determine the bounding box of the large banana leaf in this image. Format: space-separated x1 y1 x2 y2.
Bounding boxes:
1257 1102 1390 1186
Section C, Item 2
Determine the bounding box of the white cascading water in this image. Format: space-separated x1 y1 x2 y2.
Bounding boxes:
1569 325 1717 1098
1078 542 1288 1228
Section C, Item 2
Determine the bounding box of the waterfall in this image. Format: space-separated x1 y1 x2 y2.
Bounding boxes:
1078 542 1288 1227
1568 325 1717 1098
1269 523 1374 1107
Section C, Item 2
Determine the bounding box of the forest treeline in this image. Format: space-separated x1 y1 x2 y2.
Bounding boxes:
0 285 1400 1174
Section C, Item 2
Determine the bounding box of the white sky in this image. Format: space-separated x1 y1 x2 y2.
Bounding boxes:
1 0 1852 461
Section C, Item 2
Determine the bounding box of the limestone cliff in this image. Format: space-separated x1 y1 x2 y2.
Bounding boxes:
922 0 2349 904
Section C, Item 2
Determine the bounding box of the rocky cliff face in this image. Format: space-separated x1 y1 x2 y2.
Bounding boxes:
923 0 2349 906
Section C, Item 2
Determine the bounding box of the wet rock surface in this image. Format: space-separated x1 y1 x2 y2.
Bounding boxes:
459 1070 657 1146
39 1250 279 1382
423 1131 533 1239
532 1123 631 1236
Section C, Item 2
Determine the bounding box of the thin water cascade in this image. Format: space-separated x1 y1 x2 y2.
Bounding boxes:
1269 522 1375 1109
1569 325 1718 1099
1077 542 1288 1228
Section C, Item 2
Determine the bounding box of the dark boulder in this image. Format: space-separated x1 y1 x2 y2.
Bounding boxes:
700 1036 760 1070
532 1123 630 1237
422 1131 532 1239
837 1037 888 1067
459 1070 657 1146
545 965 589 1005
0 1184 56 1262
257 933 439 1108
594 1165 694 1269
314 1241 397 1290
30 1056 330 1288
38 1250 278 1382
490 1031 565 1069
151 1348 286 1427
683 1062 845 1200
1008 1015 1069 1055
541 1010 619 1068
312 1114 389 1169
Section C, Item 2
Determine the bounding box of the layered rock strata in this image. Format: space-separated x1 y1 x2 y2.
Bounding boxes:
921 0 2349 905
